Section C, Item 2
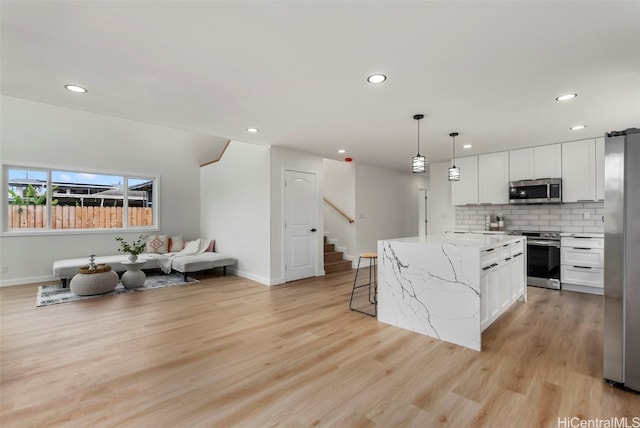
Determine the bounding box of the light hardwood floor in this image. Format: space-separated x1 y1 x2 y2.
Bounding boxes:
1 271 638 427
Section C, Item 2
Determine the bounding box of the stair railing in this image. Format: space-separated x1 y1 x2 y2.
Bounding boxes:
323 198 355 224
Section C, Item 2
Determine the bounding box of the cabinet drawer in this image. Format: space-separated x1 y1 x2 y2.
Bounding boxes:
561 265 604 288
480 247 499 267
561 236 603 249
510 239 525 257
561 247 604 268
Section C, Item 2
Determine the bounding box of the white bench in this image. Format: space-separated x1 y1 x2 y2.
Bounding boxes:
53 252 235 286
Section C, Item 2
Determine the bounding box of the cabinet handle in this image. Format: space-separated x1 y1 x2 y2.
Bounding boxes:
491 263 499 268
572 247 591 250
483 248 495 253
573 266 592 269
482 265 492 271
504 257 512 261
571 236 591 239
513 252 523 257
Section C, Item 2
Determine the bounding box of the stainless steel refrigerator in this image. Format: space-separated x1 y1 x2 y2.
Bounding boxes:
604 127 640 392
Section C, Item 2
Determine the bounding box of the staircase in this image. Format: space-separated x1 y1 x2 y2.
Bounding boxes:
324 237 352 274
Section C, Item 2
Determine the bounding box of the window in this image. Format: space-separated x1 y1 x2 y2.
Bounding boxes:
5 167 157 232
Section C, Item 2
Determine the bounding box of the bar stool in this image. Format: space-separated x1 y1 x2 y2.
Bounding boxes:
349 252 377 317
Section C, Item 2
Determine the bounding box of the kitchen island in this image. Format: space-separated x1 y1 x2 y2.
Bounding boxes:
377 234 526 351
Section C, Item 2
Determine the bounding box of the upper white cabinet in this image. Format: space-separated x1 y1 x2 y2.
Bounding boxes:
562 139 596 202
478 152 509 204
508 148 534 181
561 138 605 203
509 144 562 181
596 137 605 201
534 144 562 179
452 155 478 205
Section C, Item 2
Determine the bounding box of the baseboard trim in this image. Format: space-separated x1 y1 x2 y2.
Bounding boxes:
0 275 58 287
227 268 283 286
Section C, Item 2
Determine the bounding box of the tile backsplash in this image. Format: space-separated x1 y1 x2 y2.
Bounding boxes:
454 202 604 233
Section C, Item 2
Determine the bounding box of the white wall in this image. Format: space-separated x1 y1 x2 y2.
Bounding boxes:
354 164 429 260
322 159 356 261
270 147 324 284
428 161 456 235
0 96 227 286
200 140 271 284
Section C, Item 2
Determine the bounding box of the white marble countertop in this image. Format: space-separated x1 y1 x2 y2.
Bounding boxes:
560 232 604 238
385 234 524 250
445 229 508 235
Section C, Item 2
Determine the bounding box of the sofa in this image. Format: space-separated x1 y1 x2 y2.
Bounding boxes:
53 235 235 286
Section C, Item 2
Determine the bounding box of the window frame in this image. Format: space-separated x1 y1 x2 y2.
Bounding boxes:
2 163 160 236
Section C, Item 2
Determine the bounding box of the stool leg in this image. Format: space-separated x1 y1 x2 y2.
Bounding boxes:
349 256 376 317
349 257 362 311
369 258 377 305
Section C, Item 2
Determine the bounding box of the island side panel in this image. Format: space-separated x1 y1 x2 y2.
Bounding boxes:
377 239 482 351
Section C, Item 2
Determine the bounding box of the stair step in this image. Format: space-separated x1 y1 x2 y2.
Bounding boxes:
325 259 352 273
324 243 335 253
324 251 344 263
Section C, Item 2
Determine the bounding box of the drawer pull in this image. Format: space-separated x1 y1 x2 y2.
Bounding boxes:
504 257 512 261
482 265 492 271
572 247 591 250
513 252 523 257
483 248 495 253
572 236 591 239
573 266 592 269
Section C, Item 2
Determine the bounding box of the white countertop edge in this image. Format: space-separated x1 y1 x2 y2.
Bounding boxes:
559 232 604 238
381 234 526 250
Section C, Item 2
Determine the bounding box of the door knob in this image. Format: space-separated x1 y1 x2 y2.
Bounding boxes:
310 228 317 232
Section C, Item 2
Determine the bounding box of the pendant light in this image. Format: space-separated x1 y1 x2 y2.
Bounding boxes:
412 114 426 173
448 132 461 181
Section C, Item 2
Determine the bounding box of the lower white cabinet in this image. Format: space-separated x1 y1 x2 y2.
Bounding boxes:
561 236 604 294
480 239 526 331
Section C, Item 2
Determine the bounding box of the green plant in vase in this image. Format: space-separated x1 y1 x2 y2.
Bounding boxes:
116 235 147 262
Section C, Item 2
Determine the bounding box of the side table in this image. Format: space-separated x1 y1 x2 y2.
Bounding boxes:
120 260 147 289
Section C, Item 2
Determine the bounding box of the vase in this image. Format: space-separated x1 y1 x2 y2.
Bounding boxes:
128 254 138 262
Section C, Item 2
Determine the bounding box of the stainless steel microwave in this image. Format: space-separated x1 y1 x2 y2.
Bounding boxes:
509 178 562 204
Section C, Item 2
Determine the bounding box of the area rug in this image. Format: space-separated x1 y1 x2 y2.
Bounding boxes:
36 273 198 307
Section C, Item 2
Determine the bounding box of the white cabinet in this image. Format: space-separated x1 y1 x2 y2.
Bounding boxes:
596 137 605 201
452 155 478 205
480 239 526 332
562 139 597 202
478 152 510 204
561 236 604 294
509 144 562 181
509 148 535 181
535 144 562 178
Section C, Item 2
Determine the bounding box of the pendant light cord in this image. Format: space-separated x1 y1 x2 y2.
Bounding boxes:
452 134 456 165
417 119 421 155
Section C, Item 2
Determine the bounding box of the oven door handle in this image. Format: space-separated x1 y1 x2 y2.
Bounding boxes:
528 240 561 248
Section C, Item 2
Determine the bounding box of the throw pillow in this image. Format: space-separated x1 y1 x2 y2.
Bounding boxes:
169 235 184 252
146 234 169 254
207 240 216 252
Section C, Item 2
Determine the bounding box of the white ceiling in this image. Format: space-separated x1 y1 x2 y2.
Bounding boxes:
1 1 639 172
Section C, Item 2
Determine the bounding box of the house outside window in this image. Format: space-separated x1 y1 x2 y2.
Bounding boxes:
5 166 157 232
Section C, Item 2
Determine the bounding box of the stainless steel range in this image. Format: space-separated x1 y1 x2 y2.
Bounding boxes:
508 230 561 289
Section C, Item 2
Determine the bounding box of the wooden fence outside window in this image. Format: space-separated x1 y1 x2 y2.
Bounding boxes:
7 206 153 229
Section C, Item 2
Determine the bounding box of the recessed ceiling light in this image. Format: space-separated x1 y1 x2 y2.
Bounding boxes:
462 144 473 149
247 128 259 133
65 84 87 93
367 74 387 84
570 125 586 130
555 93 577 101
337 149 346 154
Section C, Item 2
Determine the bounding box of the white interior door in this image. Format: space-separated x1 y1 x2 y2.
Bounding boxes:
284 170 318 282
